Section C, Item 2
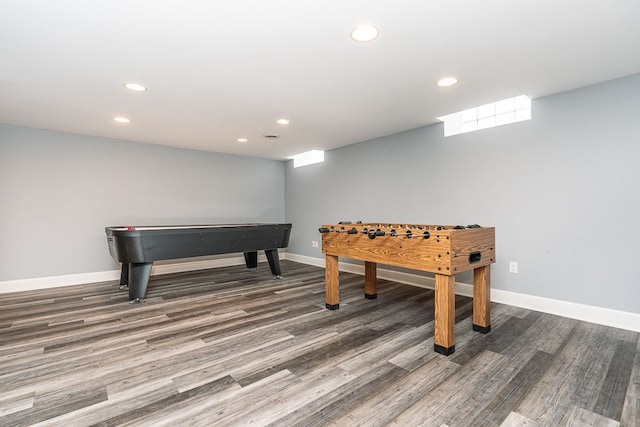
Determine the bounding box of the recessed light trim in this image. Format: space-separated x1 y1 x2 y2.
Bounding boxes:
123 82 147 92
276 119 290 125
437 77 458 87
113 116 130 123
350 24 379 42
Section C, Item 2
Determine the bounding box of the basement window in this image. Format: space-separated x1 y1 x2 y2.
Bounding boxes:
438 95 531 137
288 150 325 168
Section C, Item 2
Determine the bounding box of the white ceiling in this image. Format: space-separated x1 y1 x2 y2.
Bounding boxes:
1 1 639 161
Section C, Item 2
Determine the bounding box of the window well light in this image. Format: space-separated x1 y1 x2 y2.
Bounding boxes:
350 24 379 42
437 95 531 137
123 82 147 92
113 116 130 123
437 77 458 87
288 150 325 168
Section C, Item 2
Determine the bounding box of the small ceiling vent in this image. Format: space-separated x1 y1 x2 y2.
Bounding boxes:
263 134 280 140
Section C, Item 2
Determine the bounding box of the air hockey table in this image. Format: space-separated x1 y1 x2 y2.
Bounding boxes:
105 223 292 303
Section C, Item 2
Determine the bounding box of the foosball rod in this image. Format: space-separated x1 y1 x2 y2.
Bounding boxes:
320 224 480 232
318 227 431 238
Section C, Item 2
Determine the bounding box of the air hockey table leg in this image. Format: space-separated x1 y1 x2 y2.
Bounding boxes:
128 262 152 303
264 249 282 278
119 262 129 290
244 251 258 269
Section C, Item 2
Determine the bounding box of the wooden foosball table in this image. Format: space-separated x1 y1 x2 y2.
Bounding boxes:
319 222 496 355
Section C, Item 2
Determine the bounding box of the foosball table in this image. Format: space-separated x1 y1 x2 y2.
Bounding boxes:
319 222 496 355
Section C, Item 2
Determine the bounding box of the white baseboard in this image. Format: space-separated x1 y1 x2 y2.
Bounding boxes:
0 270 122 293
285 253 640 333
2 252 639 333
0 255 252 294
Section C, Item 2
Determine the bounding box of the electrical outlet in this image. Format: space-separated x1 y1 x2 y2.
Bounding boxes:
311 240 319 248
509 261 518 274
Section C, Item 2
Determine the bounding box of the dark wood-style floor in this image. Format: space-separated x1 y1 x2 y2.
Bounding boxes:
1 261 638 426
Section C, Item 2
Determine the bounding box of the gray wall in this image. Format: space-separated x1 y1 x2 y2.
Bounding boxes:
0 125 285 282
2 74 639 315
285 73 640 314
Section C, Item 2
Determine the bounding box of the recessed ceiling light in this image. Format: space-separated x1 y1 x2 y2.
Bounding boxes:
350 24 379 42
437 77 458 87
123 82 147 92
276 119 290 125
113 117 130 123
237 138 248 143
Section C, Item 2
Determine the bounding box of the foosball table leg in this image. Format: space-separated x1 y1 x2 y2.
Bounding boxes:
325 255 340 310
434 274 456 355
472 265 491 333
364 261 377 299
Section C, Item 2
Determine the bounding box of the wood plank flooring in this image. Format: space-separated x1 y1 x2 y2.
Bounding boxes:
1 260 638 426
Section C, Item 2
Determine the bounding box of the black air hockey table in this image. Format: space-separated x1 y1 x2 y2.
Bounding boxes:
105 223 292 303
